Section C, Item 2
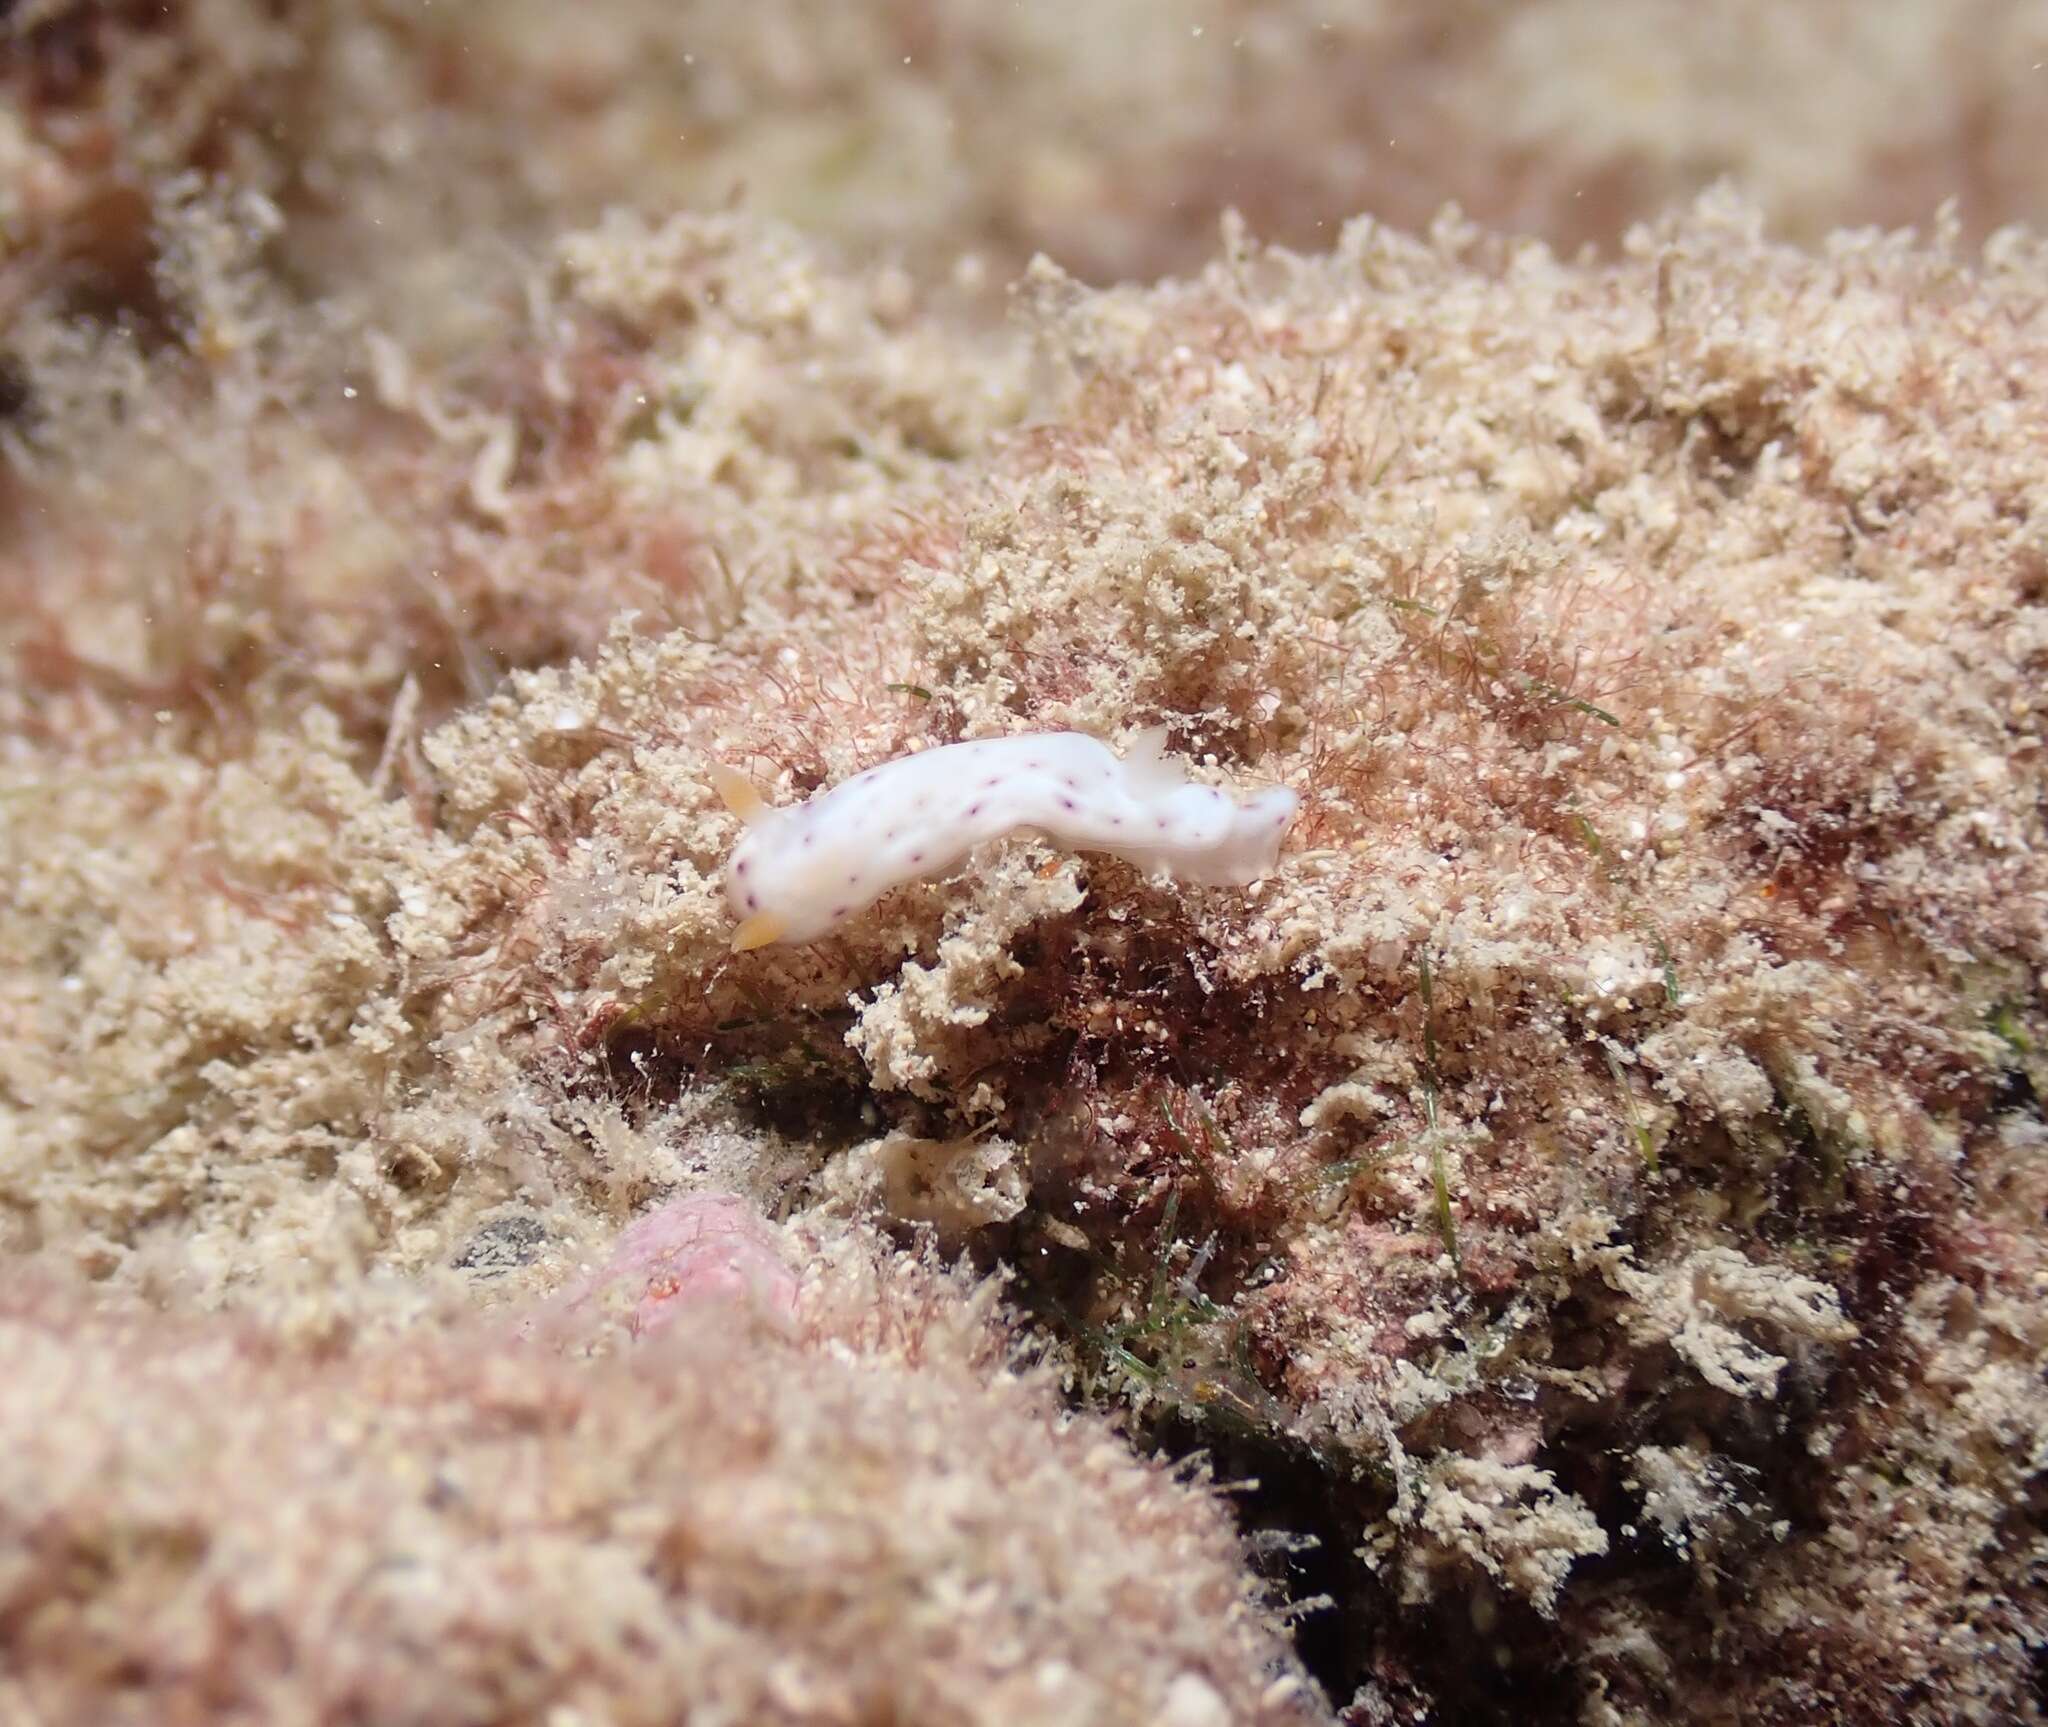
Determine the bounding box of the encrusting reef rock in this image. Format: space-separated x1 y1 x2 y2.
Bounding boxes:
0 1226 1316 1727
2 15 2045 1720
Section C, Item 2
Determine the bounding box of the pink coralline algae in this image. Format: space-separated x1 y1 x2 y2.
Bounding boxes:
537 1195 800 1340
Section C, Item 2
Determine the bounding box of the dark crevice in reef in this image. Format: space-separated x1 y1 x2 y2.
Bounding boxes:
1136 1408 1386 1716
998 1288 1582 1725
1139 1404 1607 1726
1991 1060 2038 1120
1062 1193 1943 1726
599 1015 875 1150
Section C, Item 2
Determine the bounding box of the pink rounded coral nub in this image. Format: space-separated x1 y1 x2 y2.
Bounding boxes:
543 1195 799 1340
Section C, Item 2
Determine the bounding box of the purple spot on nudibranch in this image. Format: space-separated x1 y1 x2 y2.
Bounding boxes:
803 833 816 847
966 801 983 815
1059 797 1076 810
909 850 924 863
982 776 1001 788
831 904 849 917
736 860 749 875
1156 817 1169 829
747 893 758 908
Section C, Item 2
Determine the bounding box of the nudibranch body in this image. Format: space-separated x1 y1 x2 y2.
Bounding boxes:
714 727 1298 950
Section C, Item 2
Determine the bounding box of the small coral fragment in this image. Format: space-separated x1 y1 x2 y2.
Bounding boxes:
830 1129 1029 1242
1395 1458 1611 1616
1616 1246 1858 1400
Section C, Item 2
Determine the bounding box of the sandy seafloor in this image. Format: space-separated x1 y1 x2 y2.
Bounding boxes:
2 4 2045 1723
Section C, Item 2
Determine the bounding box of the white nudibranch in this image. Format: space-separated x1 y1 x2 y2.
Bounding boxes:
713 727 1299 950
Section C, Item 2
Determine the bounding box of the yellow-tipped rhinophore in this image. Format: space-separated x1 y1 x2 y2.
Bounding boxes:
709 764 772 827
